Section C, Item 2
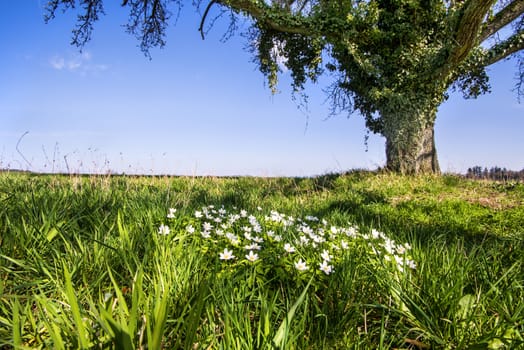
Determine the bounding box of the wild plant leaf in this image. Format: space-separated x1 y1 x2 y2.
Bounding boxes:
63 262 89 349
99 307 135 350
12 299 21 348
272 277 313 349
457 294 476 320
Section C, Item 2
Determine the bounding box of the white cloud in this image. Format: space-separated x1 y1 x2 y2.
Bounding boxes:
49 51 108 75
50 56 65 70
67 59 82 70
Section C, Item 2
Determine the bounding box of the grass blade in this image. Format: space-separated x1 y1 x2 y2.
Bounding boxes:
272 277 313 349
63 262 89 349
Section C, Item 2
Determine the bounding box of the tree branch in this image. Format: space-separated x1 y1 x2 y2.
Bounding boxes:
448 0 496 64
44 0 75 22
199 0 217 39
214 0 313 35
480 0 524 42
73 0 105 48
45 0 105 49
483 29 524 66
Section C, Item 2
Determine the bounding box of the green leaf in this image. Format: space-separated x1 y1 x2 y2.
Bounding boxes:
272 277 313 349
99 308 134 350
63 262 89 349
12 299 21 348
147 277 170 350
45 220 65 242
488 338 505 349
457 294 476 320
45 227 59 242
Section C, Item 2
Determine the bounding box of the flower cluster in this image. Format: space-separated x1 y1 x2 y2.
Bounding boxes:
158 205 416 277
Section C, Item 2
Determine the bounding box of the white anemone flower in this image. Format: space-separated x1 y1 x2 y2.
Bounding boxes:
158 224 170 235
384 239 396 254
244 243 262 250
248 215 257 224
406 259 416 269
283 243 296 253
229 214 240 223
299 235 310 245
319 260 334 275
371 229 384 239
394 254 404 265
320 250 332 262
246 251 259 262
167 208 177 218
345 227 358 238
302 226 314 235
226 233 240 245
294 259 308 271
311 234 323 243
219 248 235 260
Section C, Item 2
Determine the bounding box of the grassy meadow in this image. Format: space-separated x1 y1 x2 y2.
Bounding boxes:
0 171 523 349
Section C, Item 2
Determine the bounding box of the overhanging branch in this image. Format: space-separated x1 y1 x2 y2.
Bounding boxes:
44 0 75 22
483 29 524 66
199 0 217 39
214 0 313 35
480 0 524 42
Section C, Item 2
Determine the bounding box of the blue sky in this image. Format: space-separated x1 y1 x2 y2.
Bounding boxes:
1 1 523 176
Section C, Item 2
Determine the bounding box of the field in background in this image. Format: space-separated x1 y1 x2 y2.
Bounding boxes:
0 171 523 349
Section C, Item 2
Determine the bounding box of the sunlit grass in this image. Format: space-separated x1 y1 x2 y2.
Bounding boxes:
0 171 522 349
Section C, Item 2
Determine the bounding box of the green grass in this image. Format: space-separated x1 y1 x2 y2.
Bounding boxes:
0 171 522 349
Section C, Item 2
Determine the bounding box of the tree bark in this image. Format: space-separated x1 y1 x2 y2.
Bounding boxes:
382 105 441 174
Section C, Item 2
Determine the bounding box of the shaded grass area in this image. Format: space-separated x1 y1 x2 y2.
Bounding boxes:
0 171 522 349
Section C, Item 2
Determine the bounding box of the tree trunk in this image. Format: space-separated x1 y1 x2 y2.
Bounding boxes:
381 102 441 174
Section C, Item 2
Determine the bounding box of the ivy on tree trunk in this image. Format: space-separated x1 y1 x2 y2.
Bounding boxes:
385 118 440 174
380 92 441 174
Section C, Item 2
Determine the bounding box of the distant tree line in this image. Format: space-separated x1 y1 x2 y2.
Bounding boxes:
466 166 524 181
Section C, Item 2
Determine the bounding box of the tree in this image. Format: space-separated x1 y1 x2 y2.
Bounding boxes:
45 0 524 174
